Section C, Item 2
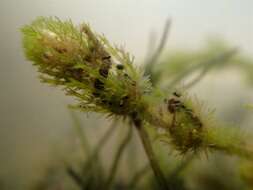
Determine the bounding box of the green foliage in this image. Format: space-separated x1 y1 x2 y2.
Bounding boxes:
22 17 151 118
22 16 253 157
150 38 253 89
21 17 253 190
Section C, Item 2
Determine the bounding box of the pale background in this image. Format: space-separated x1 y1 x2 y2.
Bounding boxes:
0 0 252 189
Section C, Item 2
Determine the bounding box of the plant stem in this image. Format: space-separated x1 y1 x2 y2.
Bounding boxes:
104 125 133 190
81 120 117 173
70 110 91 156
134 121 171 190
128 164 150 189
167 154 194 181
167 48 237 90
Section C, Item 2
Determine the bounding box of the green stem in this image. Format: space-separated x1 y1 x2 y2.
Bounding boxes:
104 125 133 189
70 110 91 155
168 154 194 181
82 121 117 173
128 164 150 189
134 121 170 190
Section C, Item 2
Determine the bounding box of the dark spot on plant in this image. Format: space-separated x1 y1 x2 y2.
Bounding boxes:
116 64 124 70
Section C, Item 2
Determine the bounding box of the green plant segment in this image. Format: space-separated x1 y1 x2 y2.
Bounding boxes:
21 17 253 189
22 17 150 117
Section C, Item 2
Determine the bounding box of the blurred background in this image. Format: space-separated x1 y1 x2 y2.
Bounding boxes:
0 0 253 189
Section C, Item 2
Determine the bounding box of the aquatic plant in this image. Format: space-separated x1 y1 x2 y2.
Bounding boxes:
21 17 253 190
